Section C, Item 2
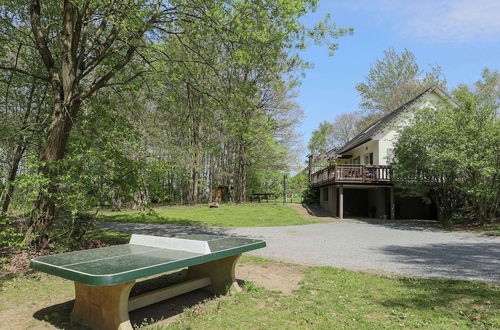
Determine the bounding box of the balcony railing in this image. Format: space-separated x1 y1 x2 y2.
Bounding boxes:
310 164 391 186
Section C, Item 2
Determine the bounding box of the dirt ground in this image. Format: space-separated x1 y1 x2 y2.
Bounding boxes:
0 262 305 330
237 261 304 295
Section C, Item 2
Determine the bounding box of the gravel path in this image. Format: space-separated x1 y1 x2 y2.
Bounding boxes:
101 221 500 283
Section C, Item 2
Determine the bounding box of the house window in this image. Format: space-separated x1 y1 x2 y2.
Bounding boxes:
352 156 360 164
363 153 374 165
323 187 328 201
386 148 394 163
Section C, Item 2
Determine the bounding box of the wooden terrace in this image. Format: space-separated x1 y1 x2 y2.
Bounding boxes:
311 164 391 187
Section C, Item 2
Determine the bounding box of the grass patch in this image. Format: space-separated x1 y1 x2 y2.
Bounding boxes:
99 204 314 227
238 255 274 267
84 228 131 245
2 258 497 329
169 267 499 329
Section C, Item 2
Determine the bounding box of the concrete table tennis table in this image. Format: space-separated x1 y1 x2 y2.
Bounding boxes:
30 234 266 330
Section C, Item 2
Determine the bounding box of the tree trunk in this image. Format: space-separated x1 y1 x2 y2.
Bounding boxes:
236 143 246 203
188 168 199 205
27 100 79 241
132 172 149 211
1 79 39 213
1 144 25 213
132 190 148 211
110 188 122 211
24 0 157 246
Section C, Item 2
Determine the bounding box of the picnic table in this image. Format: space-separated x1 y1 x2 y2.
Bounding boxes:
30 234 266 330
250 193 276 202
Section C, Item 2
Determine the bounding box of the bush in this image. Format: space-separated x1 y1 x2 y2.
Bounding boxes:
392 78 499 225
301 185 319 205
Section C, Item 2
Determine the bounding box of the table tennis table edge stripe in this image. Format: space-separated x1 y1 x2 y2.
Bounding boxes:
30 240 266 284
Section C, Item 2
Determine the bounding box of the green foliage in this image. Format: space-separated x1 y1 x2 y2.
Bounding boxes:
0 217 24 249
308 121 335 155
356 48 446 116
0 0 352 246
392 70 499 224
308 112 361 157
246 169 284 197
301 185 319 205
287 172 309 196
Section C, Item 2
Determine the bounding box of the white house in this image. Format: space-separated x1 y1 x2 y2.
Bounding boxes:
309 86 455 220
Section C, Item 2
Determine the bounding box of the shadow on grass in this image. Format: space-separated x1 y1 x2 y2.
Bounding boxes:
33 300 81 329
33 291 214 330
100 221 229 237
376 276 500 327
101 212 203 226
101 212 237 228
130 289 212 328
85 228 131 245
381 276 499 308
379 242 500 282
33 271 214 329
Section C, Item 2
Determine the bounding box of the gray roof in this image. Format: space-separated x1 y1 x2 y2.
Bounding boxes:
332 85 450 155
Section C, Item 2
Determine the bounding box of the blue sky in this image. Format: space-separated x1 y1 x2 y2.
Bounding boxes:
296 0 500 156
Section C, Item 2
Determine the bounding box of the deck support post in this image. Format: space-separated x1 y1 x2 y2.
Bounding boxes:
186 254 242 294
71 281 135 330
339 186 344 220
390 186 395 220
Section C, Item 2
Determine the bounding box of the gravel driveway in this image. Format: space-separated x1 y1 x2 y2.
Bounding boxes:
101 221 500 283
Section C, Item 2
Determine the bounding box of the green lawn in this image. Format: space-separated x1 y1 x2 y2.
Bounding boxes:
166 266 499 330
99 204 314 227
1 257 498 329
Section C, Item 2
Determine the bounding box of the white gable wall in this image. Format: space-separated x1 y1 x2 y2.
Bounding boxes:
340 140 379 165
338 91 443 166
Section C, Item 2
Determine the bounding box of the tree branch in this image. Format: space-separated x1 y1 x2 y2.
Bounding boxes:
29 0 55 73
79 45 137 100
0 64 50 82
79 0 162 100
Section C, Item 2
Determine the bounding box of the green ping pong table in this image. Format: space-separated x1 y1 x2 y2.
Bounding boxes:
30 234 266 330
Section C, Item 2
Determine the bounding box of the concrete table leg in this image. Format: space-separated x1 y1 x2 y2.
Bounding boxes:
186 254 242 294
71 281 135 330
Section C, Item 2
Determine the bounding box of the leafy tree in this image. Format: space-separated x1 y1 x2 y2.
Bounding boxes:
330 112 361 147
356 48 446 117
392 69 499 225
246 169 283 197
287 172 308 196
0 0 179 240
308 112 360 154
308 121 335 155
0 0 352 247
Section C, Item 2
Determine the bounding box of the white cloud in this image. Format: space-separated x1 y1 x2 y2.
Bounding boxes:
342 0 500 43
404 0 500 42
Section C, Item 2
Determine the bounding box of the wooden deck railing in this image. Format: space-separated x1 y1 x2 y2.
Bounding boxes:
310 164 391 186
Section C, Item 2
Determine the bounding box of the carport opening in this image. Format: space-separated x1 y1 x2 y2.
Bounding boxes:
338 187 437 220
